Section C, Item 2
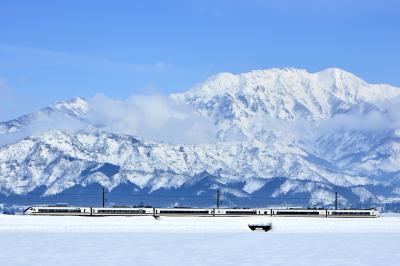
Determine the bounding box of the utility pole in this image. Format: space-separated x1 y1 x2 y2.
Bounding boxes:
216 189 220 209
335 192 338 210
102 186 107 208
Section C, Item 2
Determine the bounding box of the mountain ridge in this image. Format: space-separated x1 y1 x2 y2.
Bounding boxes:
1 68 400 208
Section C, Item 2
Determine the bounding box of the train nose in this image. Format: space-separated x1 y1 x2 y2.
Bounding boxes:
23 207 34 215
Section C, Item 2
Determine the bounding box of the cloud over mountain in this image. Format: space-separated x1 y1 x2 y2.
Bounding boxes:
85 94 218 144
1 68 400 207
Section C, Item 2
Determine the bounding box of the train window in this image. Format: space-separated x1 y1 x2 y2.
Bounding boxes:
331 211 371 215
97 209 146 214
37 208 81 213
225 211 257 215
159 210 209 214
275 211 319 215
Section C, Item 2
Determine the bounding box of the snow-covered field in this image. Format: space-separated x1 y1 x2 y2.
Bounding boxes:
1 214 400 265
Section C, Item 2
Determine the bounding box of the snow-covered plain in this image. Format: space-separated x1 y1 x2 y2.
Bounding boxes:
1 214 400 265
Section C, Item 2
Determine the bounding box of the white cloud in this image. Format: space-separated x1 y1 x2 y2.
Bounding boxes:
318 111 391 132
316 97 400 133
0 113 87 146
0 93 218 146
85 94 218 144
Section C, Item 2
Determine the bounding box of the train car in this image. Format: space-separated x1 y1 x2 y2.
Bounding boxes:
271 208 327 217
23 206 91 216
91 207 154 216
154 207 213 216
214 208 265 216
23 206 380 218
327 209 379 218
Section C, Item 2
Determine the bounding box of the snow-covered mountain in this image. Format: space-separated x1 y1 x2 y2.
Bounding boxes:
1 68 400 208
173 68 399 121
0 97 89 134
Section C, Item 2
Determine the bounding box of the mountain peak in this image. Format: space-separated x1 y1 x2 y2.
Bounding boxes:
173 67 400 122
181 67 358 97
1 68 400 206
50 97 89 116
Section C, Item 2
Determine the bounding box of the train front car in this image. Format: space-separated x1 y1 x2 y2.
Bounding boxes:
91 207 154 216
327 209 379 218
23 206 91 216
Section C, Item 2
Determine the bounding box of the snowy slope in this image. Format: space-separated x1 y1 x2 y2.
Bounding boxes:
1 68 400 207
0 97 88 134
172 68 399 121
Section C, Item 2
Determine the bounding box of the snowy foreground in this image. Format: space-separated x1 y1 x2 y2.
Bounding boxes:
1 214 400 266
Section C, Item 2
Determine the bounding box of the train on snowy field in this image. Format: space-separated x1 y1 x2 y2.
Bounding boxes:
23 206 379 218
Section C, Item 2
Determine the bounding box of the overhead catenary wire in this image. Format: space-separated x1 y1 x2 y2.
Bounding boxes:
5 192 344 201
6 185 348 205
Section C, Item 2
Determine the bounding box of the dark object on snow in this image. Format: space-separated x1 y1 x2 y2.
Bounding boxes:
248 223 272 232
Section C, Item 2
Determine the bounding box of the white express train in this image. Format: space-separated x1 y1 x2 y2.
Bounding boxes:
23 206 380 218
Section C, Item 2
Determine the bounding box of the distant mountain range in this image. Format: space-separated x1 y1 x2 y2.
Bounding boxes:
1 68 400 209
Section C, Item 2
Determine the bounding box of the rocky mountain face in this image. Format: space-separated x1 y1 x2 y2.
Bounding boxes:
1 68 400 208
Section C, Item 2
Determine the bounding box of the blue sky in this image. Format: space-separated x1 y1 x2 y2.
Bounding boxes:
0 0 399 120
